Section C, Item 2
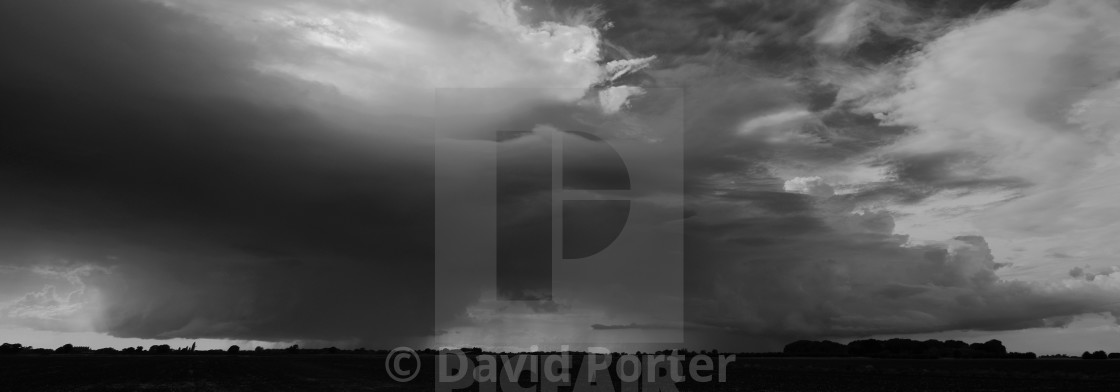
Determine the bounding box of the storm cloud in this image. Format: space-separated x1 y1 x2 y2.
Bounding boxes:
3 0 1120 353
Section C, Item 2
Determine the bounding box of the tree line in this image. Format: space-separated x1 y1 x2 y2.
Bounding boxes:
783 338 1120 359
6 340 1120 359
0 342 376 355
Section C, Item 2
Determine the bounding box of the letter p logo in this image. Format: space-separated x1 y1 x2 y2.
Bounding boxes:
495 130 634 301
435 88 683 346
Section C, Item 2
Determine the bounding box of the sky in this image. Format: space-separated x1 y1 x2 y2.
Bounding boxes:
2 0 1120 354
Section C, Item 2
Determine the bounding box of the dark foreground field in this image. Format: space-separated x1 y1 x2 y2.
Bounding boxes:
3 355 1120 391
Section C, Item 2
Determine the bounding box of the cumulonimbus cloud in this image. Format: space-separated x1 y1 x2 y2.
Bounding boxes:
4 0 1120 353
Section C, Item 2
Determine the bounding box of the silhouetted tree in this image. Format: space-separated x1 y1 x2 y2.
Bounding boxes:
255 346 264 353
1109 353 1120 359
943 340 969 349
976 340 1007 356
55 344 75 354
847 339 884 357
285 344 299 354
785 338 1019 359
0 343 23 354
884 339 927 357
1041 354 1073 359
228 345 240 353
1083 350 1108 360
149 344 172 354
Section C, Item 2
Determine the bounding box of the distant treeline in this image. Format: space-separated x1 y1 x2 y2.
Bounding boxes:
784 338 1120 359
0 343 395 356
5 340 1120 359
0 343 753 357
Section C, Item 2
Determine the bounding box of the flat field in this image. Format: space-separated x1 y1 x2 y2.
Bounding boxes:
2 355 1119 391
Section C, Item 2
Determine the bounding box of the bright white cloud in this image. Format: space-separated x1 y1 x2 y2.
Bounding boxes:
879 0 1120 184
597 85 645 114
162 0 640 113
809 0 936 49
602 56 656 82
871 0 1120 280
784 176 835 197
738 109 812 135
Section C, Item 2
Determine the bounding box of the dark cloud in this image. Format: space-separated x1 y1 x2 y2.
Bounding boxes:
685 200 1120 350
0 0 432 347
885 152 1032 191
